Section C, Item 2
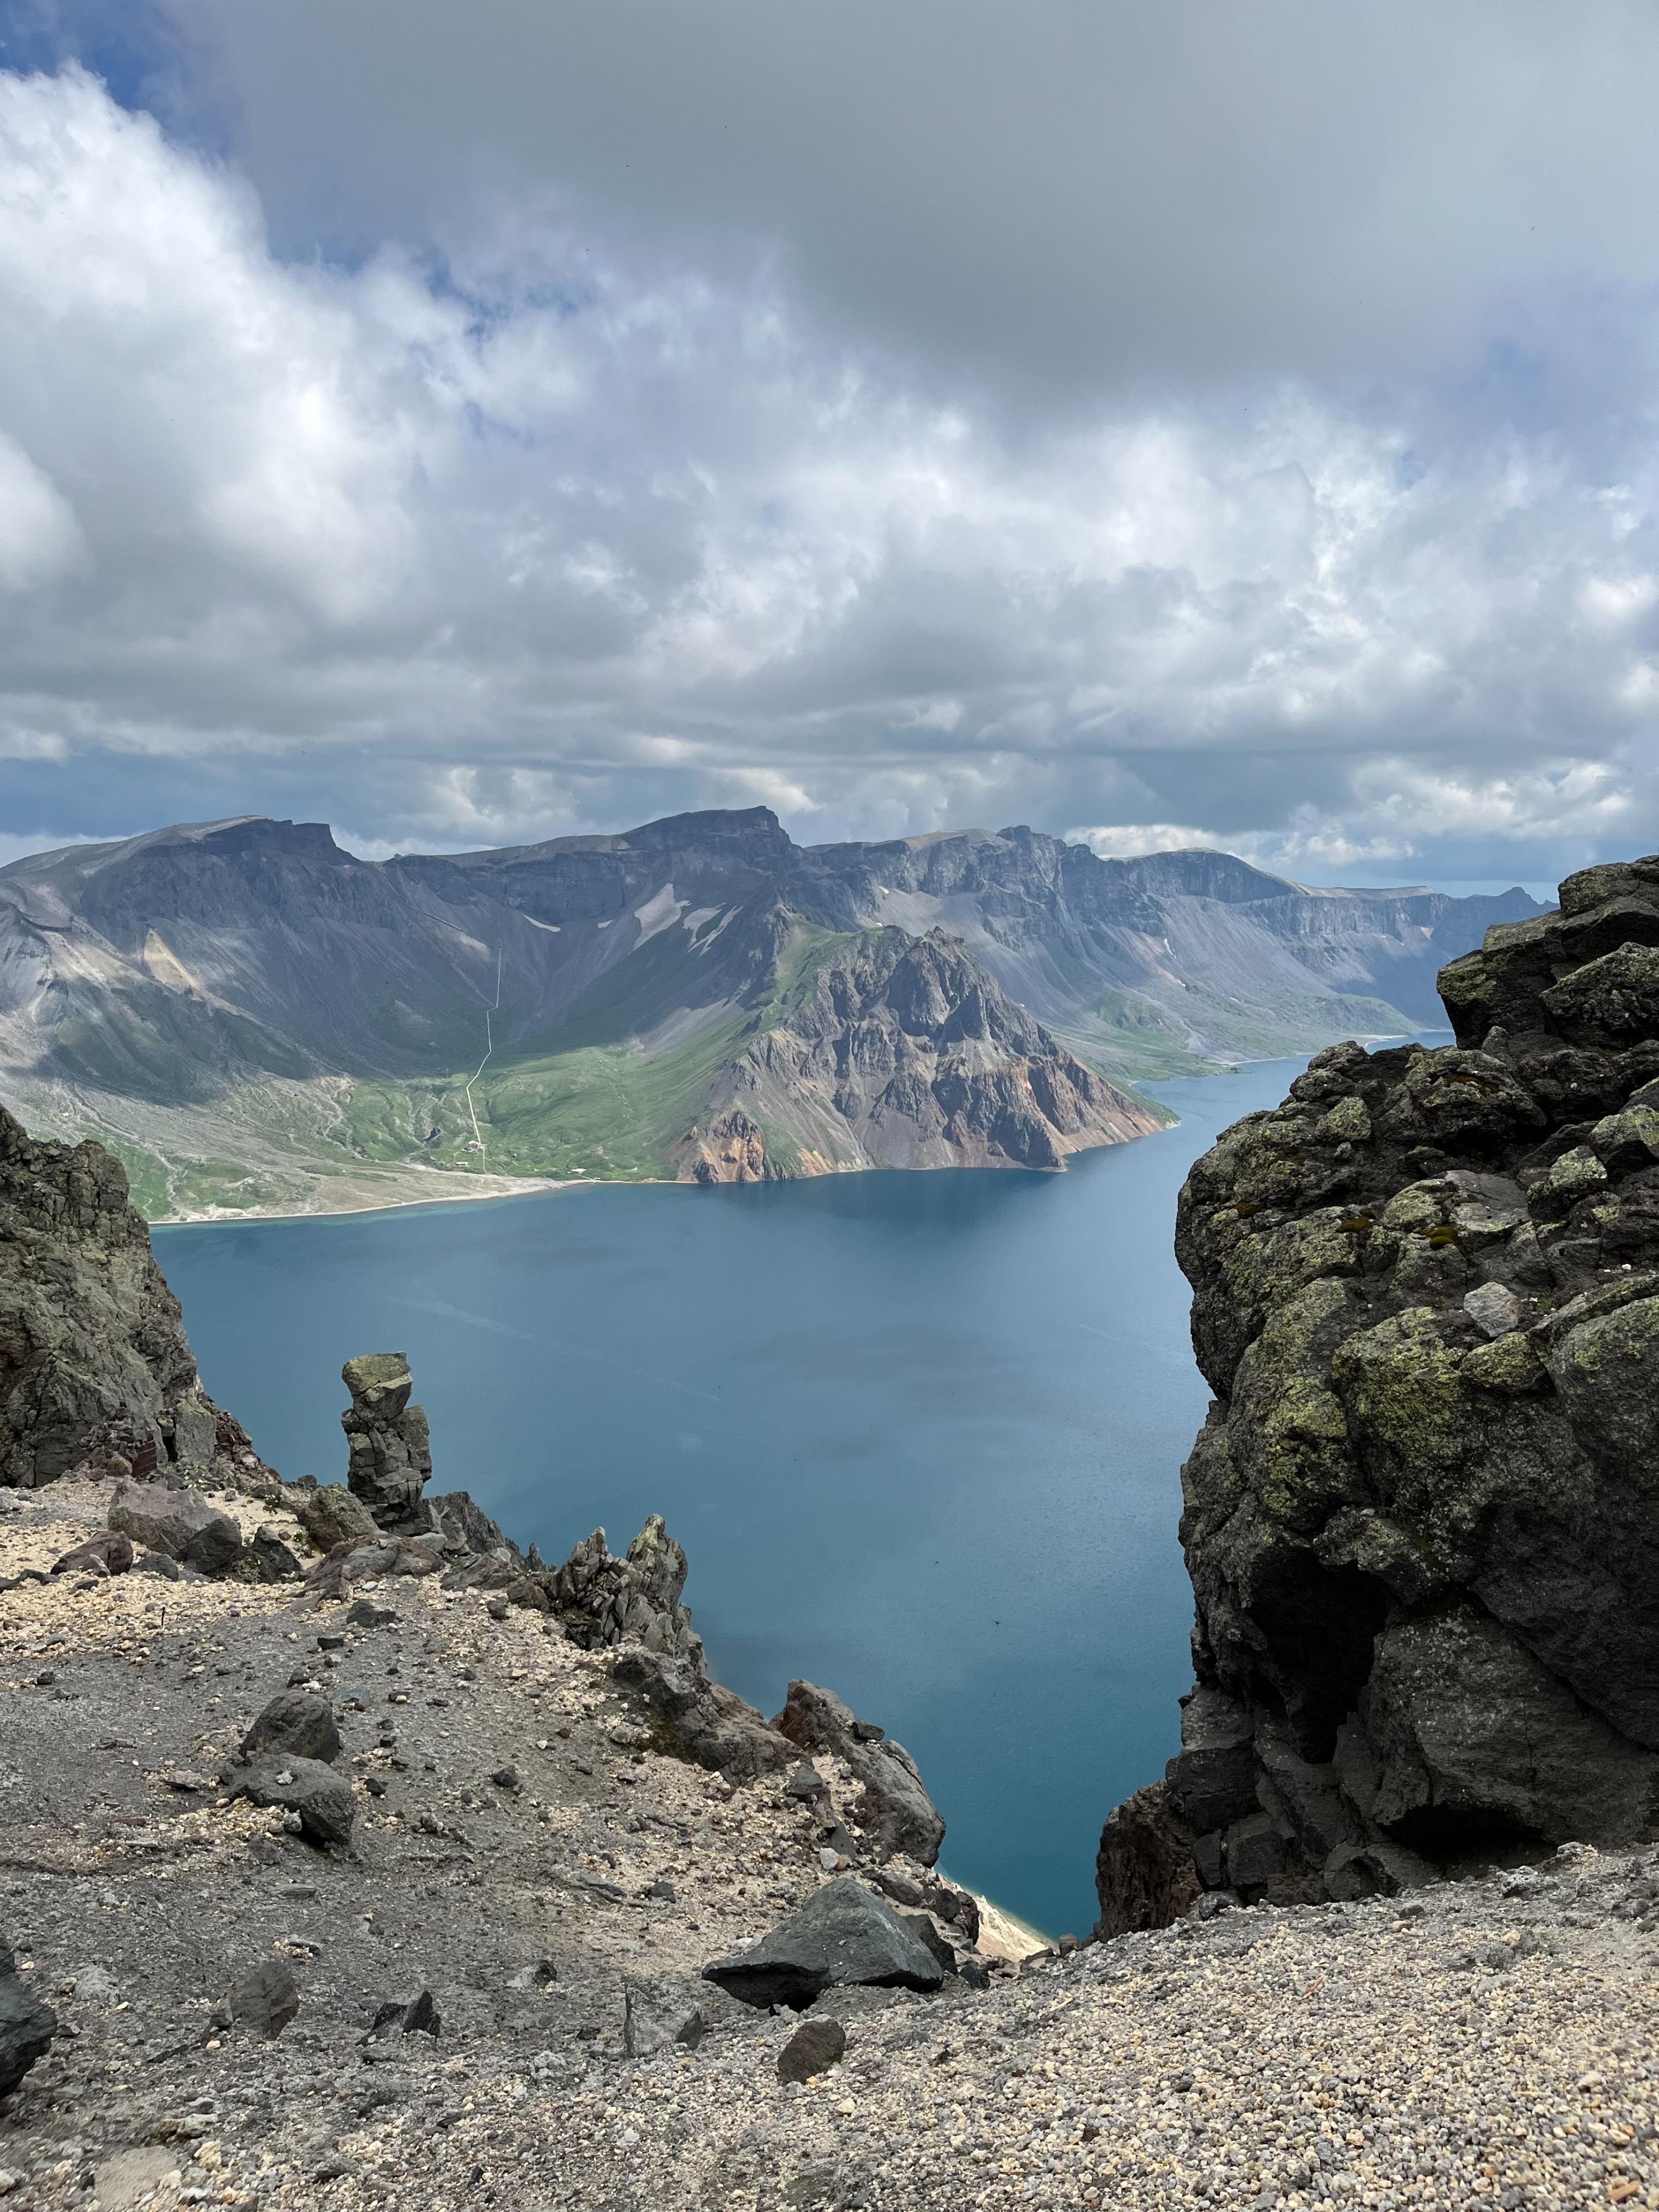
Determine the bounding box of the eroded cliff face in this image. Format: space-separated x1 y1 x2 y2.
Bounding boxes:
1100 854 1659 1926
674 926 1166 1182
0 1105 259 1488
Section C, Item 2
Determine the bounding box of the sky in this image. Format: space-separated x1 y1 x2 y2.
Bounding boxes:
0 4 1656 887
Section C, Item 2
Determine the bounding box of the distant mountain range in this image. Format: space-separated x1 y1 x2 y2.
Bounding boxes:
0 810 1544 1218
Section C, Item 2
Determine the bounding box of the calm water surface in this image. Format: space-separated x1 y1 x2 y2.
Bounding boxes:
156 1057 1317 1937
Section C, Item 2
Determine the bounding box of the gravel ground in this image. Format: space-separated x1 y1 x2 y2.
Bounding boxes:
0 1482 1652 2212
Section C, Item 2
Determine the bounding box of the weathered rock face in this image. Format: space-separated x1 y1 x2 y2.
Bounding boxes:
0 1106 260 1489
1101 856 1659 1921
611 1647 795 1785
1093 1782 1202 1937
673 923 1167 1182
772 1680 945 1866
341 1353 432 1530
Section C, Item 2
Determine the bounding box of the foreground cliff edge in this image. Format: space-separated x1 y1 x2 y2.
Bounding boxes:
5 934 1659 2208
1099 849 1659 1934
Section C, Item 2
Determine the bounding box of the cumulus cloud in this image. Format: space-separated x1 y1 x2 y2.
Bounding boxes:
0 431 84 590
0 58 1655 883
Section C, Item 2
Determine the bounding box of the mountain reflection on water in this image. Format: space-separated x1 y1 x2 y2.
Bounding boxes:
158 1051 1384 1935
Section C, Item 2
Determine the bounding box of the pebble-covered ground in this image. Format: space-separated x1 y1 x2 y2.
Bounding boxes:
0 1483 1653 2212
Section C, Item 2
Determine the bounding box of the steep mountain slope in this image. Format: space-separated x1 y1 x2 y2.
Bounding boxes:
788 830 1542 1078
0 809 1538 1217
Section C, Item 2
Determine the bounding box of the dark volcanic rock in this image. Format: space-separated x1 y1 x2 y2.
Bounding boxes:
1103 855 1659 1923
773 1680 945 1865
292 1482 379 1551
239 1691 341 1766
245 1524 303 1581
233 1756 355 1848
0 1106 267 1490
50 1530 133 1577
702 1879 945 2010
777 2018 846 2082
228 1957 300 2038
108 1481 242 1574
611 1647 793 1784
1094 1782 1201 1937
369 1990 440 2040
0 1940 56 2094
341 1354 432 1530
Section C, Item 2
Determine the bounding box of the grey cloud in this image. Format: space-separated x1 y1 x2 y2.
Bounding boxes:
173 0 1659 399
0 59 1654 888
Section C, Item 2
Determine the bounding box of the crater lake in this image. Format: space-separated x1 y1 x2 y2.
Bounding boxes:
157 1053 1340 1937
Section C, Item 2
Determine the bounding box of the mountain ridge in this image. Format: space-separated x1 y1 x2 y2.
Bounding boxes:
0 810 1542 1218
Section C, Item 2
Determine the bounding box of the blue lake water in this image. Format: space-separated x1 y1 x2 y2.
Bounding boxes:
155 1055 1318 1939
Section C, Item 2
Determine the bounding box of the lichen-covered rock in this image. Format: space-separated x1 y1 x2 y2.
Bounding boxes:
1104 855 1659 1921
340 1353 432 1530
292 1482 379 1552
0 1106 269 1490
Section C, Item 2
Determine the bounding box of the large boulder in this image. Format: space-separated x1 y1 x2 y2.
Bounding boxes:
292 1483 379 1552
0 1108 267 1491
108 1481 241 1575
773 1680 945 1865
238 1691 340 1766
0 1941 56 2094
340 1354 432 1530
702 1879 945 2010
1103 853 1659 1923
233 1758 355 1848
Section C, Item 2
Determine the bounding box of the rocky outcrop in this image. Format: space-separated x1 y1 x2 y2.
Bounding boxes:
341 1354 432 1530
1093 1781 1202 1936
680 924 1166 1182
772 1679 945 1865
0 1105 265 1489
611 1648 795 1785
1102 853 1659 1921
529 1515 705 1668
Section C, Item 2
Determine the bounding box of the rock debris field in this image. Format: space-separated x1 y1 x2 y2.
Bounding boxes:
0 1480 1654 2212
